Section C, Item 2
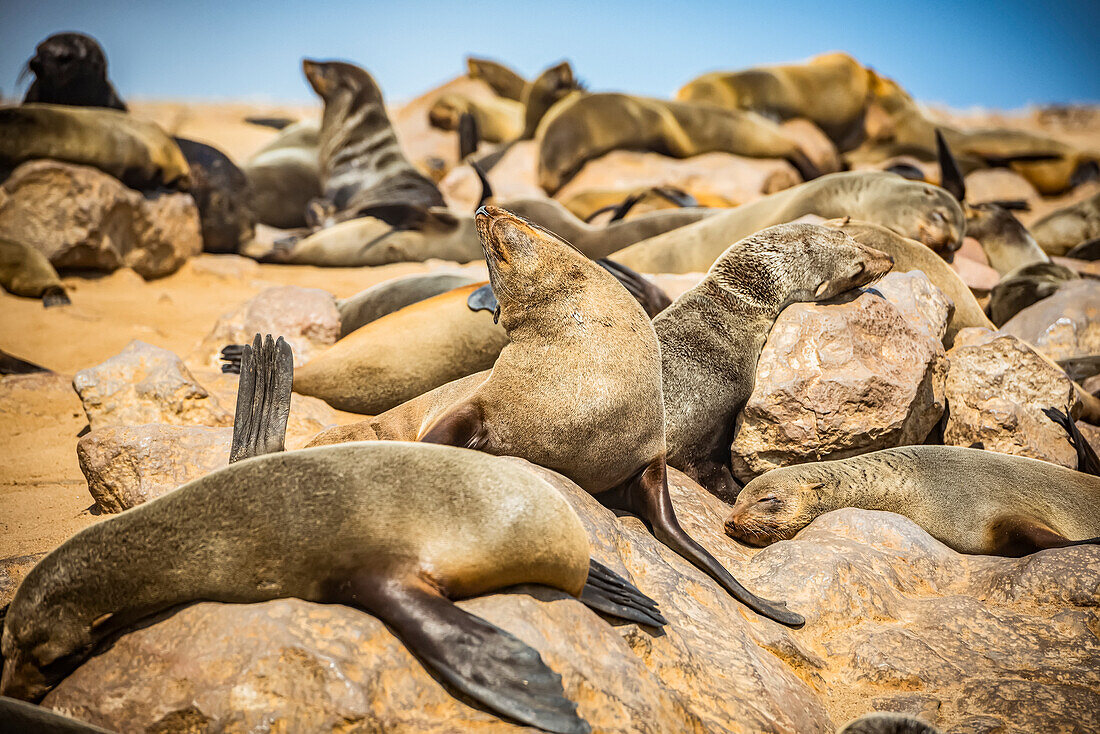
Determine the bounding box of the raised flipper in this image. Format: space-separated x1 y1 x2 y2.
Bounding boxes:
599 460 804 628
458 111 480 161
936 129 966 202
0 696 117 733
336 572 590 734
471 160 493 209
0 349 48 375
466 282 501 323
982 152 1064 167
990 514 1100 556
229 334 293 463
41 285 70 308
418 401 490 450
580 559 666 627
1043 406 1100 476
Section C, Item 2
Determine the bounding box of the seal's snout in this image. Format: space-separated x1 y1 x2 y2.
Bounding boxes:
860 245 894 284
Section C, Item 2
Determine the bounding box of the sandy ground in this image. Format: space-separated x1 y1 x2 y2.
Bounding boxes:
1 96 1098 562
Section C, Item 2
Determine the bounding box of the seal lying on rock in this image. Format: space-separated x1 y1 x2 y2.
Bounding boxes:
0 336 665 734
724 446 1100 556
611 171 964 273
303 59 445 227
654 223 893 501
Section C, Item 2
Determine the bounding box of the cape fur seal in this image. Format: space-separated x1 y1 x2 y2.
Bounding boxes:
303 59 445 227
21 32 126 111
429 93 524 144
467 56 527 101
0 338 664 734
964 202 1049 275
676 52 873 151
988 261 1078 327
336 272 482 337
724 446 1100 556
611 171 964 273
242 119 323 229
521 61 582 139
171 137 255 253
0 104 189 191
654 223 893 500
535 92 819 194
0 237 69 307
410 206 802 626
1030 190 1100 256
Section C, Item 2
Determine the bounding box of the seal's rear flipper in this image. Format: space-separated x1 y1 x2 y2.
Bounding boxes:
471 160 493 209
41 285 70 308
348 573 590 734
991 515 1100 556
219 343 245 373
229 334 293 463
1042 406 1100 476
787 150 821 182
580 559 667 627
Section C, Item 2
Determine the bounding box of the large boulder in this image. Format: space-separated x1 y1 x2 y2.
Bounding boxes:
73 341 232 431
77 424 232 513
39 466 1100 733
942 328 1076 467
730 273 950 481
0 160 202 278
554 150 800 208
1000 278 1100 362
190 285 340 370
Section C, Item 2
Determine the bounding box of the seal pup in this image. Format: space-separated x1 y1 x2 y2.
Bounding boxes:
467 56 527 101
0 237 69 306
654 223 893 500
1030 190 1100 256
0 104 190 191
0 336 664 734
723 446 1100 556
414 205 803 626
535 93 820 194
21 32 126 111
611 171 964 273
242 119 323 229
303 59 445 227
676 52 873 151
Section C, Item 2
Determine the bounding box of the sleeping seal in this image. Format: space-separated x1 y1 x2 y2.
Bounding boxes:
655 223 893 500
612 171 964 273
0 237 69 306
467 56 527 101
1030 190 1100 256
724 445 1100 556
0 336 664 734
242 120 323 229
303 59 445 227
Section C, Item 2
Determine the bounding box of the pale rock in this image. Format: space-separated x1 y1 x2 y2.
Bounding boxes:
1000 278 1100 362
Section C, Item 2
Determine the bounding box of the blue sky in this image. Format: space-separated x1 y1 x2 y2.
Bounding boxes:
1 0 1098 108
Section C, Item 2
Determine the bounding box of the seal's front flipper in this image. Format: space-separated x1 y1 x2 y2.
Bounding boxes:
0 349 48 375
1043 406 1100 476
229 334 293 463
580 559 666 627
41 285 70 308
418 401 490 451
991 515 1100 556
345 573 590 734
600 460 805 628
466 283 500 323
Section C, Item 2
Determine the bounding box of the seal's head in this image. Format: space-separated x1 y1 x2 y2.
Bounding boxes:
302 58 383 106
521 61 580 137
871 178 965 257
26 32 107 88
723 463 837 546
706 222 893 311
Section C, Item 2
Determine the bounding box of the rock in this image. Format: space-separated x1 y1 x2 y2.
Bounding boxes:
1000 279 1100 362
0 552 47 607
950 254 1000 292
0 160 202 279
780 118 842 175
73 341 231 431
554 150 800 208
77 424 232 513
964 168 1039 207
42 467 1100 733
956 236 990 266
190 285 341 370
729 274 949 481
180 253 260 281
943 329 1076 467
439 141 543 212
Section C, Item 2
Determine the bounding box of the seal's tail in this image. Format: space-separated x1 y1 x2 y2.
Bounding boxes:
1042 406 1100 476
580 559 667 627
229 334 293 463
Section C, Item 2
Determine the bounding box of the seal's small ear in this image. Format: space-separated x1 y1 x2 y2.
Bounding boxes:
458 111 480 161
471 160 493 209
936 129 966 202
90 612 114 631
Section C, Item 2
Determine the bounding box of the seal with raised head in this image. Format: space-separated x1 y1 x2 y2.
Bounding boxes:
676 52 873 151
0 335 665 734
611 171 964 273
467 56 527 101
21 32 126 111
0 237 69 307
723 445 1100 556
535 92 820 194
0 104 189 191
1030 190 1100 256
654 223 894 500
303 59 445 227
410 205 803 626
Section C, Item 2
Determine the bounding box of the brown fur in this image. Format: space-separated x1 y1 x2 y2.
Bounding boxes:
1030 191 1100 256
0 237 67 303
429 93 524 143
467 57 526 101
